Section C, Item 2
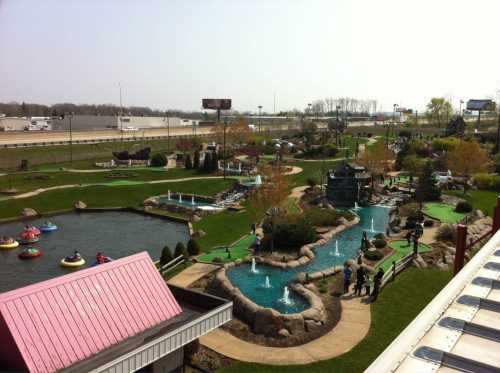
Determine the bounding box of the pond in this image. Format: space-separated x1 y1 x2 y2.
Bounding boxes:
0 211 190 293
227 206 390 314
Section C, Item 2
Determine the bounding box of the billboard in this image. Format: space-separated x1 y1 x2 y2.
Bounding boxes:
467 99 495 111
202 99 232 110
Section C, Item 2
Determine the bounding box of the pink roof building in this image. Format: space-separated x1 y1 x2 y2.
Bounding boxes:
0 252 182 373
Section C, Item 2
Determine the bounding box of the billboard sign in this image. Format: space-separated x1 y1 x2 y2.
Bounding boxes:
202 99 232 110
467 99 495 111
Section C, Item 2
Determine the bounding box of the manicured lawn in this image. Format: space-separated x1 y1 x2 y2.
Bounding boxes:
0 179 234 219
198 234 255 263
445 190 499 217
282 196 301 215
220 268 452 373
423 202 465 224
288 160 341 186
377 240 432 273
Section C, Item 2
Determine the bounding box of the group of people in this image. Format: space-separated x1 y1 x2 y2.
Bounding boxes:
406 223 423 255
65 251 109 264
0 236 15 244
343 262 385 301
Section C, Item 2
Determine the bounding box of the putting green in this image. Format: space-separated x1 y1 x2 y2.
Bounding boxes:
198 234 255 263
423 202 465 224
376 240 432 273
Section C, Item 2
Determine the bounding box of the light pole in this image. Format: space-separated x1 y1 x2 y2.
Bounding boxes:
67 112 74 166
258 105 262 133
459 100 464 116
166 111 170 153
336 105 340 146
415 110 418 126
223 116 228 180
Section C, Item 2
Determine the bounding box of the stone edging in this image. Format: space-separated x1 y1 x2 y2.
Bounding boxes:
256 216 360 270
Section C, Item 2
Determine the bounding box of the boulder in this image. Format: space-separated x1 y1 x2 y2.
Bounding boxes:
281 313 305 335
336 217 349 226
286 260 301 268
297 256 310 265
305 319 323 334
253 308 281 336
191 214 202 222
414 254 427 268
296 272 307 283
277 329 291 338
21 208 38 217
192 229 206 238
74 200 87 209
143 197 159 207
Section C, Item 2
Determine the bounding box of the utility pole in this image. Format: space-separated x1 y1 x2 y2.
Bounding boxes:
119 83 123 142
495 109 500 153
223 116 227 180
67 113 74 166
166 112 170 153
258 105 262 133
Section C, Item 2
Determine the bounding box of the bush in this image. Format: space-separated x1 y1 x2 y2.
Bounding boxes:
306 177 317 188
187 238 201 256
159 246 173 267
264 215 316 252
373 239 387 249
303 208 354 227
174 242 187 258
151 153 167 167
212 256 224 263
455 201 472 213
436 224 456 243
364 250 383 261
185 154 193 169
423 220 434 227
374 233 386 240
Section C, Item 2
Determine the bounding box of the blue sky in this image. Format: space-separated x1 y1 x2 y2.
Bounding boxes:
1 0 499 112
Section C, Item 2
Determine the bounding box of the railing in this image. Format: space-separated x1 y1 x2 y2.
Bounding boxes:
158 255 185 275
380 252 415 289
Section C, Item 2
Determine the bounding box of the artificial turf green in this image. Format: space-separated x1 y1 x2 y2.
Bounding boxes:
198 234 255 263
377 240 432 273
219 268 452 373
423 202 465 224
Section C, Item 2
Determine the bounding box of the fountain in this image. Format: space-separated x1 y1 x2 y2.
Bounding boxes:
371 218 375 232
254 175 262 185
263 276 271 288
334 240 340 256
279 286 293 305
191 195 195 205
354 201 359 210
179 193 182 203
167 190 171 200
251 258 258 273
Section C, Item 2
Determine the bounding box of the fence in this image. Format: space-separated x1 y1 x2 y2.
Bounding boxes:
158 255 185 276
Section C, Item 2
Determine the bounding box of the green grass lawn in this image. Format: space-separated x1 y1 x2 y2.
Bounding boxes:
198 234 255 263
282 196 301 215
0 179 234 219
220 268 452 373
445 190 498 217
377 240 432 273
288 160 341 186
423 202 465 224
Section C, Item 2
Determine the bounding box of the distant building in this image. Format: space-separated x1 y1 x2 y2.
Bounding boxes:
0 252 231 373
0 117 30 131
326 162 371 207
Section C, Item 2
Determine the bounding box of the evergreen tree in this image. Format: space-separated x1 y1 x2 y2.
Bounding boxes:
203 152 212 173
416 161 441 202
193 150 200 169
211 151 219 172
185 154 193 169
159 246 173 267
174 242 187 258
187 238 201 256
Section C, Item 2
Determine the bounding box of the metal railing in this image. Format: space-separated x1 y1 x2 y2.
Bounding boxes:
158 255 185 275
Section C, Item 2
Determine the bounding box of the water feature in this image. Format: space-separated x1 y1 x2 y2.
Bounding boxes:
158 195 222 210
354 202 359 210
167 190 171 200
264 276 271 288
228 206 390 313
191 195 195 205
371 218 375 232
179 193 182 203
334 240 340 256
251 257 258 273
255 175 262 185
279 286 293 306
0 211 190 293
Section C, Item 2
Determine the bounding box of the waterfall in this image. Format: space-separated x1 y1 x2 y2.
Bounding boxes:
179 193 182 203
251 258 258 273
191 195 195 205
264 276 271 288
280 286 293 305
167 190 171 200
371 218 374 232
334 240 340 256
354 201 359 210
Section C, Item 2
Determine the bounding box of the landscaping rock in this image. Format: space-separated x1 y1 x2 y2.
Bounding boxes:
414 254 427 268
286 260 301 268
191 214 202 222
192 229 206 238
21 208 38 217
336 217 349 226
253 308 281 336
143 197 159 207
296 272 307 283
277 329 291 338
305 320 323 333
74 200 87 209
281 313 305 335
234 259 243 265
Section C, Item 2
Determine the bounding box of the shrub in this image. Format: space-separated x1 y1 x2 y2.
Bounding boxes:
423 220 434 227
436 224 456 243
174 242 187 258
264 215 316 252
374 233 386 240
455 201 472 213
212 256 224 263
151 153 167 167
159 246 173 267
364 250 383 261
306 177 317 188
187 238 201 256
185 154 193 169
303 208 354 227
373 239 387 249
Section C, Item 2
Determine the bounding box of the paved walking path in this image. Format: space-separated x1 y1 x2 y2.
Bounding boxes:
200 296 371 365
167 263 219 288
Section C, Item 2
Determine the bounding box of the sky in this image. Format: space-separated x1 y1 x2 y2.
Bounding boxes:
1 0 500 113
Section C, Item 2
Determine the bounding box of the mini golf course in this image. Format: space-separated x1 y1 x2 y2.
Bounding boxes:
377 240 432 273
423 202 466 224
198 234 255 263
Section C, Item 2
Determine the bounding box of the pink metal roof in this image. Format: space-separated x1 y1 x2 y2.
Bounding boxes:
0 252 182 373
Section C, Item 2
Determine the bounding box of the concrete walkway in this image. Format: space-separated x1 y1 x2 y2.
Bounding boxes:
200 296 371 365
167 263 219 288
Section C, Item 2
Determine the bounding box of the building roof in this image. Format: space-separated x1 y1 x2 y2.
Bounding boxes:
0 252 182 373
366 229 500 373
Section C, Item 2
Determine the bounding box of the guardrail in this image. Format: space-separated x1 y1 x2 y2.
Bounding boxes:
158 255 185 275
380 252 415 289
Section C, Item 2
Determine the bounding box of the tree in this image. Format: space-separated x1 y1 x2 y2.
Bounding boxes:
446 140 492 194
159 246 173 267
185 154 193 169
177 138 195 154
228 117 251 145
174 242 187 258
202 151 212 173
415 161 441 202
193 150 200 169
187 238 201 256
358 141 395 176
151 153 167 167
426 97 453 128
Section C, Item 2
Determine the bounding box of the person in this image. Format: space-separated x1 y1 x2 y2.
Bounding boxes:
67 250 81 262
251 222 257 235
96 252 105 264
343 262 353 294
354 266 366 296
413 235 419 256
254 235 262 255
361 231 369 251
364 275 372 296
371 268 384 301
